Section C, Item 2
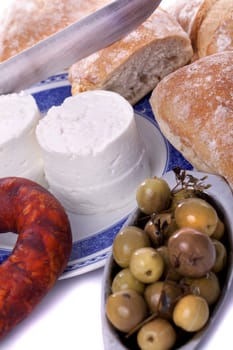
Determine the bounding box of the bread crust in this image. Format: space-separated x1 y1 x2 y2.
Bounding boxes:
69 8 193 105
164 0 233 59
205 10 233 55
197 0 233 57
150 51 233 189
0 0 111 62
163 0 217 52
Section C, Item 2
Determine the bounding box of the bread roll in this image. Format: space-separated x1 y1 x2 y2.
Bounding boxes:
163 0 217 51
150 51 233 190
197 0 233 57
69 8 193 105
0 0 111 62
204 12 233 56
164 0 233 59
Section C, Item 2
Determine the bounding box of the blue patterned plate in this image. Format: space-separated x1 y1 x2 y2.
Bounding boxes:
0 74 192 279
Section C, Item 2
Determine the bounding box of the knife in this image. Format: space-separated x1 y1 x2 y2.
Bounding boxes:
0 0 162 94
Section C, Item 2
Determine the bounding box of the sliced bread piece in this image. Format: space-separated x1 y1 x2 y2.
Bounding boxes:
69 8 193 105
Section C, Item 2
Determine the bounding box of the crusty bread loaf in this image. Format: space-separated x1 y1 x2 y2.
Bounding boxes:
162 0 217 51
69 8 193 105
197 0 233 57
0 0 111 62
164 0 233 59
150 51 233 190
204 11 233 56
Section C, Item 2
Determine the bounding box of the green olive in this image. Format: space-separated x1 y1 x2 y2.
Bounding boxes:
144 213 177 247
181 272 220 305
212 239 227 273
211 218 225 240
173 294 209 332
113 226 150 268
136 177 171 215
144 280 182 318
137 318 176 350
129 247 164 283
171 188 197 211
174 198 218 236
106 289 147 333
111 268 145 294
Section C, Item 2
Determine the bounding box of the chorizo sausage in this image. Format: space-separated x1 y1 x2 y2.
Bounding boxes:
0 177 72 338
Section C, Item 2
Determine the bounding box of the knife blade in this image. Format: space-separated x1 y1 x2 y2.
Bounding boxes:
0 0 162 94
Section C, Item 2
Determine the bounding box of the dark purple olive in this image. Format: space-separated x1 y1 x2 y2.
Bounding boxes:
167 228 216 278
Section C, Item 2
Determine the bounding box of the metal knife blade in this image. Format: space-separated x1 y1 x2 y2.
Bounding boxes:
0 0 162 94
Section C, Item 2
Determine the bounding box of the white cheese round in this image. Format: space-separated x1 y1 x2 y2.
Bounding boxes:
0 92 46 185
36 90 151 214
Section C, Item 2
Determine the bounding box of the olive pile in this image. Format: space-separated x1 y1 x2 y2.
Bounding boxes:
105 169 228 350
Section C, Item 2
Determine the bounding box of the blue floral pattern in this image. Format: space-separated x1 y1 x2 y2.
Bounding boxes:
0 74 192 278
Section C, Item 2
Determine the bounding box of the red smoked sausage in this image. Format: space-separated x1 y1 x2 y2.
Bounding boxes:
0 177 72 338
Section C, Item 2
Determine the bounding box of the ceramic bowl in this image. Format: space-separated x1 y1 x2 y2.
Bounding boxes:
101 170 233 350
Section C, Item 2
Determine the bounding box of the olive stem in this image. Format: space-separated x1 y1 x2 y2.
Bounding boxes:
125 311 159 338
171 167 211 193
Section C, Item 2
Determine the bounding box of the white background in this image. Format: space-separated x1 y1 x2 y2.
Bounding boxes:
0 0 232 349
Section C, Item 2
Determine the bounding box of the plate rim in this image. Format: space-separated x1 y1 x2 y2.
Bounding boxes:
0 74 192 279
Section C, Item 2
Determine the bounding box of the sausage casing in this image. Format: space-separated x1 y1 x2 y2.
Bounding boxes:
0 177 72 338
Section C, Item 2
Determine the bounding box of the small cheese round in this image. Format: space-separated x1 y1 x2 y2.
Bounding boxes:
0 92 45 185
36 90 151 214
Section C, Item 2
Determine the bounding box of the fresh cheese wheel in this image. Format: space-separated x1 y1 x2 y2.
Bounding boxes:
36 90 151 214
0 92 46 185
